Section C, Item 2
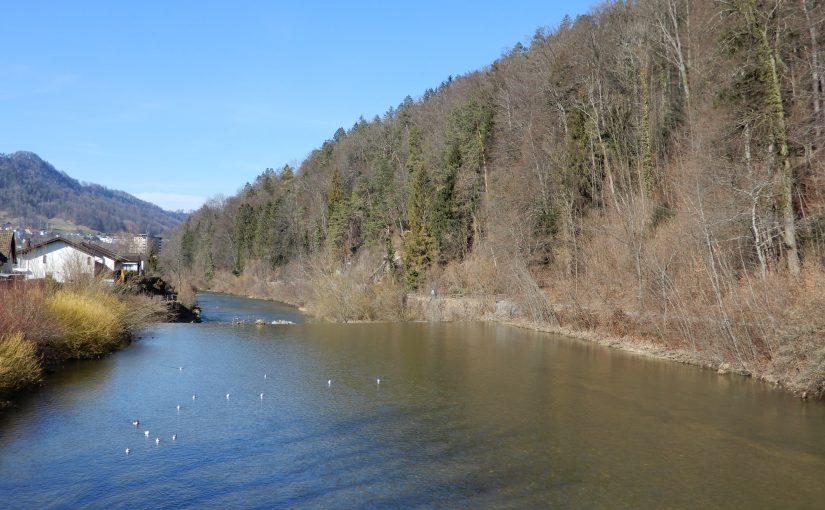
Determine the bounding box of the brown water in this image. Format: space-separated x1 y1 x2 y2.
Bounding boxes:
0 292 823 508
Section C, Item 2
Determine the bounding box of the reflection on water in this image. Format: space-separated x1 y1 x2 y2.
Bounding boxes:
1 293 823 508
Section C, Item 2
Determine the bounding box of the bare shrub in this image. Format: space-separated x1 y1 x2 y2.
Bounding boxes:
436 251 506 296
772 268 825 396
61 251 97 289
310 249 405 322
370 278 408 321
607 308 632 337
117 293 171 332
0 282 61 347
507 259 556 324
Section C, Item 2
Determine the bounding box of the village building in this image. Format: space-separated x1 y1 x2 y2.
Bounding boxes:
0 231 17 276
112 233 161 255
16 237 142 283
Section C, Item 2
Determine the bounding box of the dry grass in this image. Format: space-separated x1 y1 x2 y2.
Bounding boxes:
0 332 42 402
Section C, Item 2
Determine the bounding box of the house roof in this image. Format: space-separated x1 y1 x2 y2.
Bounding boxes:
19 237 129 262
0 231 15 264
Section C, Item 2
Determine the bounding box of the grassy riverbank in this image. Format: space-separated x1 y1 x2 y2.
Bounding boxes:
0 280 167 407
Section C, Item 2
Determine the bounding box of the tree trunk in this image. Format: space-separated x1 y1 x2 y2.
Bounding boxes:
802 0 823 143
640 59 655 197
738 0 801 276
744 124 768 279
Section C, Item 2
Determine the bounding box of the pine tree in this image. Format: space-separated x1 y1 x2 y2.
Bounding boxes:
324 167 350 258
402 127 435 288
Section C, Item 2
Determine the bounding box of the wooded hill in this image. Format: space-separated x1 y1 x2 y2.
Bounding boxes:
165 0 825 395
0 152 186 234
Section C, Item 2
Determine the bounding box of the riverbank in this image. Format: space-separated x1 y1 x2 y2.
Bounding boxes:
0 280 169 408
408 293 823 400
194 276 823 400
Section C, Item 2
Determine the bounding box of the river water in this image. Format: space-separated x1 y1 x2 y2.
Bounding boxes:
1 292 823 508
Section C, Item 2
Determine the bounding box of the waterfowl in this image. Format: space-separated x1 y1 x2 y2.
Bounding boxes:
328 379 332 387
144 430 150 437
125 448 131 455
226 393 230 399
132 420 140 427
176 405 181 411
155 437 161 445
172 434 177 441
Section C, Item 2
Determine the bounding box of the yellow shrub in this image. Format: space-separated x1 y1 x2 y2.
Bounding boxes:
47 289 128 359
0 332 42 400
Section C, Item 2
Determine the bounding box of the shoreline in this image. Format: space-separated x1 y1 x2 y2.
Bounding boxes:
0 278 190 410
195 286 818 401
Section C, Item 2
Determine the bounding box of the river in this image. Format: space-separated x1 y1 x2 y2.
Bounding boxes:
1 292 823 508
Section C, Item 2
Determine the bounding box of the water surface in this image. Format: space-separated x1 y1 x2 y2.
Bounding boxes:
1 292 823 508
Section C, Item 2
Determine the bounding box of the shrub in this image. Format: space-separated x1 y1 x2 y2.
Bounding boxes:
47 289 128 359
607 308 632 337
0 332 42 401
437 252 505 296
0 282 60 347
119 293 170 331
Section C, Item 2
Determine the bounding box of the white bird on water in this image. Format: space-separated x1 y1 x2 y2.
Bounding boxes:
144 430 150 437
376 378 381 385
125 448 131 455
264 374 267 379
155 437 161 445
176 405 181 411
226 393 230 400
260 393 264 400
132 419 140 427
327 379 332 387
172 434 177 441
179 367 183 371
192 395 196 400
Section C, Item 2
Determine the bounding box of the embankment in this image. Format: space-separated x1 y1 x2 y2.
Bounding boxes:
407 293 821 399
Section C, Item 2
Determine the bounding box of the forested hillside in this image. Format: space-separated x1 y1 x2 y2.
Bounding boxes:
0 152 186 233
165 0 825 396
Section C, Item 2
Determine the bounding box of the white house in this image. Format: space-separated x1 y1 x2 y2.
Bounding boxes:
16 238 141 282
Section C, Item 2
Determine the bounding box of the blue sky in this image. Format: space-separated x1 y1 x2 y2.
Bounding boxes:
1 1 593 212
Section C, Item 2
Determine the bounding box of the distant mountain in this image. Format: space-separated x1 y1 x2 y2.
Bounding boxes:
0 151 186 234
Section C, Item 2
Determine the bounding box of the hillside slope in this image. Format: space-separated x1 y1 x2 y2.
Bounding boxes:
162 0 825 397
0 151 186 233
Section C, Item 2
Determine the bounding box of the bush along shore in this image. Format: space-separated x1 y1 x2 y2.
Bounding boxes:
0 278 171 408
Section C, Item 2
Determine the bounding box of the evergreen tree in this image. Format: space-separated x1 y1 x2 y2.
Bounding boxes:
402 127 436 288
324 167 350 258
233 203 255 275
